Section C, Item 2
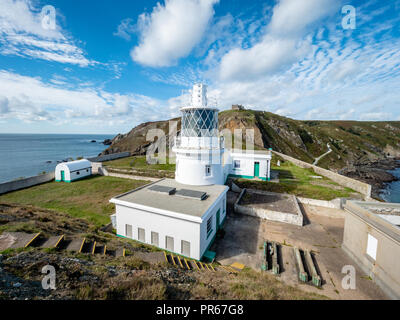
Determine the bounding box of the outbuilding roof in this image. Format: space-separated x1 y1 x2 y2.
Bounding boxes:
110 179 228 222
56 159 92 171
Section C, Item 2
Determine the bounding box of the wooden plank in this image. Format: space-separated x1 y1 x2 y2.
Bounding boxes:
193 260 200 270
78 238 86 253
184 258 191 270
177 256 184 268
171 254 177 266
231 262 245 270
24 232 40 248
54 235 64 248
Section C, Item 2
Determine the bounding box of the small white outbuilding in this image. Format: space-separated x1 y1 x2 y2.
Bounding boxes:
55 159 92 183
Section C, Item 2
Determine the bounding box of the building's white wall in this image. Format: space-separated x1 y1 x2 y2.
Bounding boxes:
191 84 207 107
69 167 91 181
179 136 220 149
55 163 91 182
116 205 202 259
199 195 226 258
175 150 224 186
227 153 270 179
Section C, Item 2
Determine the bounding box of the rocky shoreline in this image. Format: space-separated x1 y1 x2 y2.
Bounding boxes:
339 157 400 201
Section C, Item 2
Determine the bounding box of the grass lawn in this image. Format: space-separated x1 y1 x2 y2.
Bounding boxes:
103 155 176 172
0 176 150 227
235 161 358 201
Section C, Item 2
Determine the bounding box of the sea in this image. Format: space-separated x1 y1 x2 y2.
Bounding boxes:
0 134 114 183
380 165 400 203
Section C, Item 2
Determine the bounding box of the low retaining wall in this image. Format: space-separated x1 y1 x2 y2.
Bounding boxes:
296 196 345 210
96 164 159 182
88 152 131 163
0 172 55 195
273 151 372 199
234 189 303 226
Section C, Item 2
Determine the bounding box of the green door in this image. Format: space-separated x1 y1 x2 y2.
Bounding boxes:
254 162 260 177
61 170 65 182
216 209 220 229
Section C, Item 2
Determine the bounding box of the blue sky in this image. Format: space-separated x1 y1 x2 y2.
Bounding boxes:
0 0 399 134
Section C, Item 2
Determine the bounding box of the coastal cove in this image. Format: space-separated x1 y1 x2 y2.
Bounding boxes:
0 134 113 183
381 166 400 203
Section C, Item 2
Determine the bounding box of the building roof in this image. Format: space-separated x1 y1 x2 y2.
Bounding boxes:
110 179 228 222
56 159 91 171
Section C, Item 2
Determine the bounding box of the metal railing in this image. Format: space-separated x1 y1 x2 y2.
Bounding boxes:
173 136 224 150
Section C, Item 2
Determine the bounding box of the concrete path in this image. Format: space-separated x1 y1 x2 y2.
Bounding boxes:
313 143 332 165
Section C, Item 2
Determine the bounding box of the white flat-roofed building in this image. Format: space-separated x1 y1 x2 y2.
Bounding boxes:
225 149 272 182
55 159 92 183
110 179 228 260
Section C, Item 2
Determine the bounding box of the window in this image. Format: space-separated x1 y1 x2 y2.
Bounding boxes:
181 240 190 257
138 228 145 242
234 160 241 169
76 171 80 175
166 236 174 251
86 169 89 172
205 165 211 176
151 232 159 246
366 234 378 260
125 224 132 238
207 217 213 238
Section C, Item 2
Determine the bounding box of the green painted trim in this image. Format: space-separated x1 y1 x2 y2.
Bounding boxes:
228 174 268 181
55 180 61 182
201 232 217 261
228 174 254 179
220 215 226 226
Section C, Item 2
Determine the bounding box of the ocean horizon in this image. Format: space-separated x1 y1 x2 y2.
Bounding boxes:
0 133 114 183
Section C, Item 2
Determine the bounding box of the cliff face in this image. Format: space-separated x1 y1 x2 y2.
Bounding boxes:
101 109 400 172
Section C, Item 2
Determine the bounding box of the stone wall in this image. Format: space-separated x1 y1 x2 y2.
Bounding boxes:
273 151 372 199
0 172 55 195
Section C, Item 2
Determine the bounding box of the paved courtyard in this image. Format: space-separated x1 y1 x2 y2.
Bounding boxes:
212 192 388 300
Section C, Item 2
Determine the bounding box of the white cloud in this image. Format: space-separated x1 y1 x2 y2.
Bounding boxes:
113 18 136 41
267 0 338 36
218 0 340 81
0 97 10 114
219 37 310 81
131 0 219 67
0 70 171 126
0 0 95 66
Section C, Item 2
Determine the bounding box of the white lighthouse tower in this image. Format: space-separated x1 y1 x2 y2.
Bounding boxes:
173 84 224 186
